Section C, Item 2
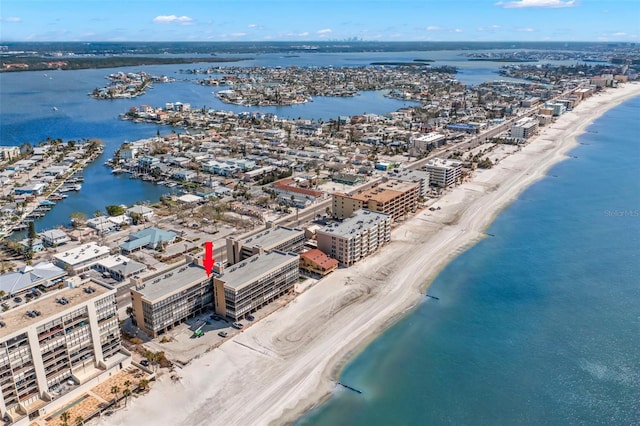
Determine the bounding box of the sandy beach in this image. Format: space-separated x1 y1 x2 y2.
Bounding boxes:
98 83 640 426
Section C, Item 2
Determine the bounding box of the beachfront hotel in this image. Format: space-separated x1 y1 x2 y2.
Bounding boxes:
510 117 539 142
410 132 446 153
225 225 305 265
424 158 462 188
129 261 212 338
332 180 419 222
316 210 391 267
0 282 129 424
213 251 300 321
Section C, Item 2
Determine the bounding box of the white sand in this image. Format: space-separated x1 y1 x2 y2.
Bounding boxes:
98 83 640 426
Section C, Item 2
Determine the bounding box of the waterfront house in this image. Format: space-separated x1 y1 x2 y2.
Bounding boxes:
299 249 338 276
14 183 47 196
41 229 71 247
18 238 45 253
126 206 153 220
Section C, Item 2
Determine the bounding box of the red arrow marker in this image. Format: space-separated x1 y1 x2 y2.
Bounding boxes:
203 241 215 277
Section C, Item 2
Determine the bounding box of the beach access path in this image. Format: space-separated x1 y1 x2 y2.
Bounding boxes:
96 83 640 426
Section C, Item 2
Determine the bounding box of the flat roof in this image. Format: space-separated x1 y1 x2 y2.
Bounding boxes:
318 209 390 238
0 283 110 340
53 242 110 266
135 263 209 303
218 251 299 291
240 226 304 249
350 180 418 203
388 169 430 183
425 158 462 169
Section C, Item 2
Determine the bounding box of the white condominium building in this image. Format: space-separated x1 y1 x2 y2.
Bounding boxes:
424 158 462 188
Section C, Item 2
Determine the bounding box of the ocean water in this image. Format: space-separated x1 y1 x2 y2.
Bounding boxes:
297 97 640 425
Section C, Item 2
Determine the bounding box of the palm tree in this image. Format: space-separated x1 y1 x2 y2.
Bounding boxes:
123 388 132 407
60 411 70 426
74 415 84 425
110 385 120 407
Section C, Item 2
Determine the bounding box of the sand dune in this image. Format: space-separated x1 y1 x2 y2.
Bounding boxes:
98 82 640 426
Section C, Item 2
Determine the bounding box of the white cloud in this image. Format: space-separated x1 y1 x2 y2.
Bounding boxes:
247 24 257 28
231 32 247 37
1 17 22 22
516 27 535 32
298 32 309 37
152 15 193 25
453 28 463 33
316 28 332 34
612 32 627 36
426 26 442 31
495 0 576 8
478 25 501 32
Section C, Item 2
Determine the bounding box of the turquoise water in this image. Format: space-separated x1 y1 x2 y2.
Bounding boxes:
298 98 640 425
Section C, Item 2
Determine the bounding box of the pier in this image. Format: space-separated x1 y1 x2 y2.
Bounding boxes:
337 382 363 394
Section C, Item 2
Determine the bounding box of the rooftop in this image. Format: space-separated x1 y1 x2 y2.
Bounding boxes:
0 262 67 295
53 242 110 267
239 226 304 249
425 158 463 169
218 250 299 291
318 209 391 238
349 180 419 204
387 169 430 183
134 263 209 303
0 283 110 340
300 249 338 270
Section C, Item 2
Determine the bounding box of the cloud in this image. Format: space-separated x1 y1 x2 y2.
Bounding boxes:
231 32 247 37
298 32 309 37
152 15 193 25
247 24 257 28
611 32 627 36
316 28 332 35
515 27 535 32
426 26 442 31
478 24 502 32
1 17 22 23
495 0 576 8
453 28 463 33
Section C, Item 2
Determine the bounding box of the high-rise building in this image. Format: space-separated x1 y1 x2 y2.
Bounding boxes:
332 180 419 221
510 117 539 141
316 210 391 266
129 262 212 338
0 283 128 424
213 251 299 321
424 158 462 188
226 226 305 265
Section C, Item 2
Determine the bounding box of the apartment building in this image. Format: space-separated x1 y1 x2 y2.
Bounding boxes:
213 251 299 321
410 132 445 153
226 226 305 265
332 180 419 221
316 210 391 266
424 158 462 188
0 283 128 424
510 117 539 141
386 169 431 198
129 261 212 337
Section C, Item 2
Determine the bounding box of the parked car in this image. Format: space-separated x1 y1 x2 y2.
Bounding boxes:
218 331 228 338
246 314 255 321
232 322 244 329
140 359 149 367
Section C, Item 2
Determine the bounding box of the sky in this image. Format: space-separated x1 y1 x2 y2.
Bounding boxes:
0 0 638 42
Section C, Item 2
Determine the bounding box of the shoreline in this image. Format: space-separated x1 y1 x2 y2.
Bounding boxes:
98 83 640 426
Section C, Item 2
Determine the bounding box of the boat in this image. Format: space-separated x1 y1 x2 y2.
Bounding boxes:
52 107 58 111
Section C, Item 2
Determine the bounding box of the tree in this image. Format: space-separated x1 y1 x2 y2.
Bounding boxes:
27 221 37 239
74 415 84 425
60 411 71 426
111 385 120 407
123 388 132 407
70 212 87 228
93 210 103 218
105 205 126 216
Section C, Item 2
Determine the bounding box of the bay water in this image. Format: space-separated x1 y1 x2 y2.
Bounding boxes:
297 97 640 425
